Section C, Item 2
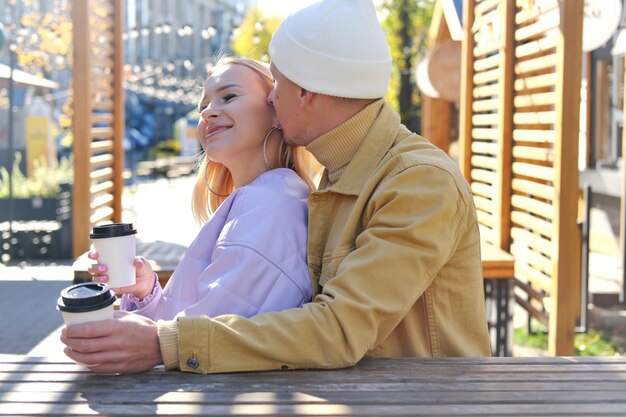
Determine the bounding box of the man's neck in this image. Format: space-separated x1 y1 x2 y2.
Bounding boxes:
308 96 378 140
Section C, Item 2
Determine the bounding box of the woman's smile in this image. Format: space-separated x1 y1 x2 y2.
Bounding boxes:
205 124 231 142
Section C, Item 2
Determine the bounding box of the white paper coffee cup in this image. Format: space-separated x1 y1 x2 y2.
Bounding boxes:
90 223 137 288
57 282 116 325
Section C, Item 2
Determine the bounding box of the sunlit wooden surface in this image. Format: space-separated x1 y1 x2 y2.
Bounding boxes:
1 355 625 416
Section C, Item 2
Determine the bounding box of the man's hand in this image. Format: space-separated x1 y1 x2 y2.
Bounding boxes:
60 311 164 374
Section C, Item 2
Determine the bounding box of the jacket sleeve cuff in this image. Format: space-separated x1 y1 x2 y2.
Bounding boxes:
157 319 180 370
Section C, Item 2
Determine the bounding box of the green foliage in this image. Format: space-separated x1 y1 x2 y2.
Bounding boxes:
0 153 73 198
230 7 282 62
379 0 435 129
514 320 624 356
575 331 623 356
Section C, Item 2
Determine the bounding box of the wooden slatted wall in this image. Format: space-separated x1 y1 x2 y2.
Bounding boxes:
460 0 583 355
72 0 124 258
460 0 513 250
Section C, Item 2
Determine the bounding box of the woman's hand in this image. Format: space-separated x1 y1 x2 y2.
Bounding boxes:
88 250 156 300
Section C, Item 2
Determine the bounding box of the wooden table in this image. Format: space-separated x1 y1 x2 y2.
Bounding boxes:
1 355 625 416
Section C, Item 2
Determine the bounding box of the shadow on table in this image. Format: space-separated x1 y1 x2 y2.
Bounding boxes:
77 378 347 415
80 387 162 416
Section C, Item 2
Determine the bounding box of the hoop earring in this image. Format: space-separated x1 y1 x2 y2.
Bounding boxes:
263 127 280 170
204 162 230 198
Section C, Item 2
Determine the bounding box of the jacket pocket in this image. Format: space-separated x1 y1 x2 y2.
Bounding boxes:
319 245 354 288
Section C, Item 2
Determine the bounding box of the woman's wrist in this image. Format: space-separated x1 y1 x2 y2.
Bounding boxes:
134 273 158 300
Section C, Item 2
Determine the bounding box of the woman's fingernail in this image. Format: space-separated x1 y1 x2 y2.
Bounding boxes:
100 275 109 282
98 265 106 272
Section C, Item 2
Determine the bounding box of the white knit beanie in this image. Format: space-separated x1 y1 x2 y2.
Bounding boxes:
268 0 392 99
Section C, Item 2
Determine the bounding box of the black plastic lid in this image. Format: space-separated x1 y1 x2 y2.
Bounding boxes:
56 282 116 313
90 223 137 239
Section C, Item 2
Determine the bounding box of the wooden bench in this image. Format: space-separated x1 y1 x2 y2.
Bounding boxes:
74 239 515 355
135 156 197 180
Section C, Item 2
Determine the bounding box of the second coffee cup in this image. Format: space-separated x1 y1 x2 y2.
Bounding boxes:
57 282 117 325
90 223 137 288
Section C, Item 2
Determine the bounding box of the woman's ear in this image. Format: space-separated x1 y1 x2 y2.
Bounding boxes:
271 115 282 130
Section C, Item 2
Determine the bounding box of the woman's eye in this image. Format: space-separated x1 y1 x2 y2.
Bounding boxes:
222 93 237 103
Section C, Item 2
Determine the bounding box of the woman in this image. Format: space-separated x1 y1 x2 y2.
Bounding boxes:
89 57 316 320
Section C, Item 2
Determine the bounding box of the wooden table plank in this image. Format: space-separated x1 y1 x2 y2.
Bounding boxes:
2 399 626 416
1 356 625 416
4 389 626 404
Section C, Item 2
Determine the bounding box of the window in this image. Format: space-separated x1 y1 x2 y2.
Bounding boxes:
591 42 624 168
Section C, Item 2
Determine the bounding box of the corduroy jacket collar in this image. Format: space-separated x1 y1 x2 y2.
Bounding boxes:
308 99 401 196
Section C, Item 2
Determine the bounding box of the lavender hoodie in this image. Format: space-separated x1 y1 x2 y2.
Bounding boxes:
120 168 312 320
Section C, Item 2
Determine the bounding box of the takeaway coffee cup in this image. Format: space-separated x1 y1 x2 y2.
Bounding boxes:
57 282 116 325
90 223 137 288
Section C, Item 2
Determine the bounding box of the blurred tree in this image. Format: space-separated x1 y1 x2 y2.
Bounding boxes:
5 0 74 133
380 0 435 133
230 7 282 62
12 2 73 76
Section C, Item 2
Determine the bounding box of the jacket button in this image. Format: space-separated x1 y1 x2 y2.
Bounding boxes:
186 358 199 369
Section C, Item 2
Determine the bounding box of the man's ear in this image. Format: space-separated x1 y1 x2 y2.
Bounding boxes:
298 88 314 107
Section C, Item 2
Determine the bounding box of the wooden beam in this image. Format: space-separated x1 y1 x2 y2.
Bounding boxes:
428 0 445 47
496 0 515 252
621 56 626 303
459 0 475 181
113 0 124 223
71 0 93 258
549 0 583 357
422 96 451 153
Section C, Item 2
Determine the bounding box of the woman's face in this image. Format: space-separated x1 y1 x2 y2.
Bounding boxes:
197 64 275 182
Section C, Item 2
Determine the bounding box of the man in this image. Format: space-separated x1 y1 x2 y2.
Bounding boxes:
61 0 491 374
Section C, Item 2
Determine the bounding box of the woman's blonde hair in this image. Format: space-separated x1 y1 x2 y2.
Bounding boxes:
192 56 317 224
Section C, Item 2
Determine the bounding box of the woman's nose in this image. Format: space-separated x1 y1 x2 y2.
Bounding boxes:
200 105 219 121
267 90 275 106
